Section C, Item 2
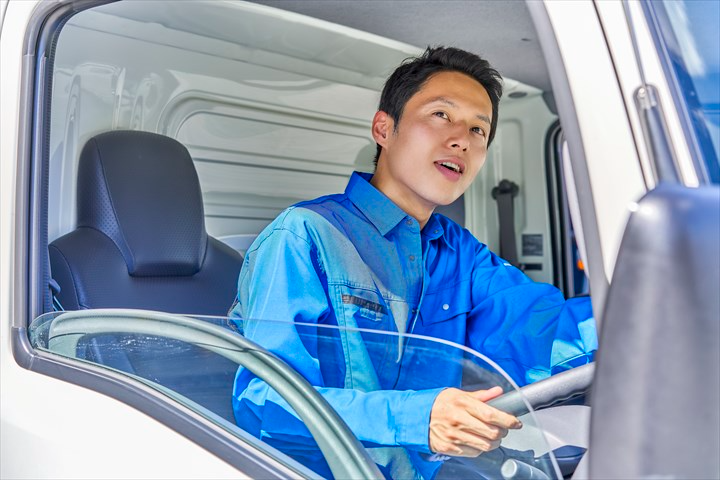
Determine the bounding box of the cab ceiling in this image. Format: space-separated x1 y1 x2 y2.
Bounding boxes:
251 0 551 92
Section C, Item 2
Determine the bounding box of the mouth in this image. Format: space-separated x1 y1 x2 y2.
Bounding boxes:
435 160 464 174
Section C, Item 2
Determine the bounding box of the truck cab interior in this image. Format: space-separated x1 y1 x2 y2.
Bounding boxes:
5 0 717 479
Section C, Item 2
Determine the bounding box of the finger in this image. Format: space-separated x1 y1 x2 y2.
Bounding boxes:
437 443 485 458
436 408 510 447
431 434 496 457
449 408 509 441
452 445 486 458
468 399 522 430
431 435 485 458
444 428 503 456
473 386 504 402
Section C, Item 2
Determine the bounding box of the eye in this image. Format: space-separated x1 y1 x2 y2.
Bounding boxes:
433 111 449 120
471 126 486 137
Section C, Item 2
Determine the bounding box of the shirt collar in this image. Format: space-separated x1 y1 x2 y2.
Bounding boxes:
345 172 410 237
346 172 457 250
422 214 456 251
423 214 444 240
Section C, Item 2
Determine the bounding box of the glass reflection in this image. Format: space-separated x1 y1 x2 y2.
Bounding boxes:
30 310 562 479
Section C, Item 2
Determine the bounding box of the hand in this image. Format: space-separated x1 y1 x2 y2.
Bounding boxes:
428 386 522 457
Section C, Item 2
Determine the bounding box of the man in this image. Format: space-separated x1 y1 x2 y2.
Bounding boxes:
229 47 596 479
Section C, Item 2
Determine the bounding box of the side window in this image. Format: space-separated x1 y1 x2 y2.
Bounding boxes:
29 310 564 480
645 0 720 183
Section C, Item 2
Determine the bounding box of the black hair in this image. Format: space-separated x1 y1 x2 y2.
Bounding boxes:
374 46 503 165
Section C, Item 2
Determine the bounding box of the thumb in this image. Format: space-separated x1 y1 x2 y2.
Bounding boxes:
473 386 504 403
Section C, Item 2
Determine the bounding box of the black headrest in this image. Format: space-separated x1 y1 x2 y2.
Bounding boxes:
77 131 207 277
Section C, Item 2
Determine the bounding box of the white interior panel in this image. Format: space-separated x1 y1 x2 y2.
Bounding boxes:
466 93 557 283
47 0 556 281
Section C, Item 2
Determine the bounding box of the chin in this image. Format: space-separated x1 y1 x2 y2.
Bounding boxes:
432 193 463 207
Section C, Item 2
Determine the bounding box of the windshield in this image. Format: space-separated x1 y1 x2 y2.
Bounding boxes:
30 310 561 479
646 0 720 182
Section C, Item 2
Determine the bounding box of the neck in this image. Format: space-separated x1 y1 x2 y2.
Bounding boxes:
370 172 434 229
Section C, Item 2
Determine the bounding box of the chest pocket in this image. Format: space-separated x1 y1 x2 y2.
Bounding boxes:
333 284 392 330
420 281 472 327
331 283 396 388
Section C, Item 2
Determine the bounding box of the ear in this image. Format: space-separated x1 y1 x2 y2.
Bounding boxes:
371 111 393 148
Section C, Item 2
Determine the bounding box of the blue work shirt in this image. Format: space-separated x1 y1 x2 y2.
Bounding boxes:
230 172 597 479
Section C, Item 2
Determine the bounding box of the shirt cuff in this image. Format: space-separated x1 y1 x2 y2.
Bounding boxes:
393 387 446 452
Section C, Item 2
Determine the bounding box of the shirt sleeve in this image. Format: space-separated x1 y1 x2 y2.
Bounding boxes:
466 242 598 386
230 217 440 454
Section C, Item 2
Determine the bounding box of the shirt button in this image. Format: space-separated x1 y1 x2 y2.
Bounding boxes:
409 255 416 261
442 304 450 310
406 219 413 226
434 230 439 234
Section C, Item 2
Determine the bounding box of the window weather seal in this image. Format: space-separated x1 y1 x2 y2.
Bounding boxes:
544 120 567 294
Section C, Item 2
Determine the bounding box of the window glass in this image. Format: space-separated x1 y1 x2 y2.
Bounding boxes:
648 0 720 182
30 311 562 479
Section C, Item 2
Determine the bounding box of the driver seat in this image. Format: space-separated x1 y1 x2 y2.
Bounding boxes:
49 130 243 421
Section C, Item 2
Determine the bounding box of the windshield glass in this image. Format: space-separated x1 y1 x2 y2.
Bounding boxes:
30 310 561 479
647 0 720 182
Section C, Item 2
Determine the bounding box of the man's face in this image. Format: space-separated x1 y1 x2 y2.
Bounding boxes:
371 71 493 223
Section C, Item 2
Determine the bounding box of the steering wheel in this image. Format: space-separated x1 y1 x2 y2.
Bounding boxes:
44 309 383 480
488 363 595 416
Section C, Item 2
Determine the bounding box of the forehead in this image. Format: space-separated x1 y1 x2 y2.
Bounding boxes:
409 71 492 114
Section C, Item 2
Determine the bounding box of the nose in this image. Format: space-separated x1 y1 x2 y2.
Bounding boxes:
447 124 470 151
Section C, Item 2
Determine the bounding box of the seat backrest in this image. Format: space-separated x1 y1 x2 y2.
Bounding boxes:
50 130 242 314
589 184 720 478
49 130 243 421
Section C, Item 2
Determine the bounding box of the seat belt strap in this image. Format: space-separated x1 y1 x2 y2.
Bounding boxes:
491 179 520 267
49 278 65 312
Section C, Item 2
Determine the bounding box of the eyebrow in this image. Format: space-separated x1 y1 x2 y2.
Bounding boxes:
425 96 492 125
